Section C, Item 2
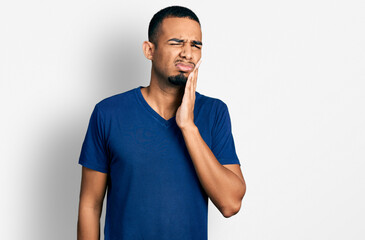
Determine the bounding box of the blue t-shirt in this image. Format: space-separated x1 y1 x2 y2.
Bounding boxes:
78 86 240 240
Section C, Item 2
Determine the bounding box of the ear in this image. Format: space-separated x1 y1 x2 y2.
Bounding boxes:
142 41 155 60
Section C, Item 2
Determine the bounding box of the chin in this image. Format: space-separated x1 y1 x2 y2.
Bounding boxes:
168 73 188 86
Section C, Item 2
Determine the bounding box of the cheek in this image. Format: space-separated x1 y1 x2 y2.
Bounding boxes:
154 48 180 69
194 49 202 58
162 51 179 68
154 54 175 73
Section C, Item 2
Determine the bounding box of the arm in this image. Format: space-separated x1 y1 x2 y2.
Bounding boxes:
181 125 246 218
175 59 246 218
77 166 108 240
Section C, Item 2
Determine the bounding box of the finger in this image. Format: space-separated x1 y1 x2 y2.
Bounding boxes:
189 59 200 80
186 71 194 94
194 69 198 92
191 71 196 90
195 58 202 70
187 59 201 96
194 70 198 93
195 59 201 76
191 71 196 96
193 60 201 91
189 59 201 99
187 69 194 83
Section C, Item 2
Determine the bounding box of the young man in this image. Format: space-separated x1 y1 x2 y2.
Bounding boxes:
77 6 246 240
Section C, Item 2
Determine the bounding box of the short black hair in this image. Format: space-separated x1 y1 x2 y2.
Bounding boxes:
148 6 201 47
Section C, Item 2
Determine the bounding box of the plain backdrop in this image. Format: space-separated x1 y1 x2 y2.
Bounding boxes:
1 0 364 239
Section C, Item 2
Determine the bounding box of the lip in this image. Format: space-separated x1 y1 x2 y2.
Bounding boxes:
175 62 194 72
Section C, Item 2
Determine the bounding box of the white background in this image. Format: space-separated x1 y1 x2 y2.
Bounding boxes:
1 0 364 239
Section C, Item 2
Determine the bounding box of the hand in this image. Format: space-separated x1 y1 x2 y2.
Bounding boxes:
176 58 202 130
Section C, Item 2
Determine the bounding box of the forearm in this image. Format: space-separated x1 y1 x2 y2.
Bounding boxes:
180 124 245 216
77 205 102 240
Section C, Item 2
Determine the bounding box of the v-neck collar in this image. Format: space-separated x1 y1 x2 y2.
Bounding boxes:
135 86 177 128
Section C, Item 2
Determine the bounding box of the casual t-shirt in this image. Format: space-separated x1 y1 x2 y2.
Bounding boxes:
78 86 240 240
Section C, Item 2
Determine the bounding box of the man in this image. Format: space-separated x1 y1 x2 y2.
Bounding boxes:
77 5 246 240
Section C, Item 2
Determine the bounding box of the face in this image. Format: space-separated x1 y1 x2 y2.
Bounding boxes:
149 17 202 86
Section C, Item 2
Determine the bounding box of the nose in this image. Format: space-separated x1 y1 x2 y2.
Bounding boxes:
180 43 193 60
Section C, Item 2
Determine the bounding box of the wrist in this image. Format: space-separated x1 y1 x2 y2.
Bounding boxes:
179 123 198 133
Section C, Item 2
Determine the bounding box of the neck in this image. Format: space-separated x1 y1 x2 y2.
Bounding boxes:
141 71 185 120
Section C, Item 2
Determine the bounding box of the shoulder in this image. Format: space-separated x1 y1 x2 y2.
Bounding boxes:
196 91 228 113
94 87 138 114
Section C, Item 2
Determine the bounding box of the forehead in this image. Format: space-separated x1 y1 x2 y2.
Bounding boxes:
159 17 202 41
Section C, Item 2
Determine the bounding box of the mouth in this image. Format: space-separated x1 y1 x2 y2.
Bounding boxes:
175 62 194 72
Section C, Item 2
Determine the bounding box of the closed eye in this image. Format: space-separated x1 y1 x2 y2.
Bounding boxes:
170 43 201 49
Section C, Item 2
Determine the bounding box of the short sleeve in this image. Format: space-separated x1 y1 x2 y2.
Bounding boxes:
78 104 109 173
211 100 241 166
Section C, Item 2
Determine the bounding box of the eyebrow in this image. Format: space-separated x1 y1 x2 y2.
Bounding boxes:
167 38 203 46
